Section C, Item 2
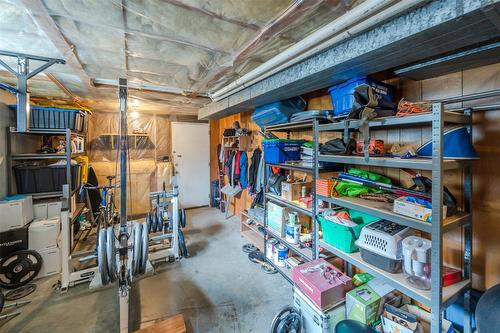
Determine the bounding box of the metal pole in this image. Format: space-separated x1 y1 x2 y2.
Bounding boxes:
463 109 473 333
118 78 129 333
430 102 444 332
313 119 319 260
66 129 72 211
16 56 29 132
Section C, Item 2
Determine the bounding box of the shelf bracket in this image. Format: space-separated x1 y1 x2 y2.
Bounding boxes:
0 50 65 132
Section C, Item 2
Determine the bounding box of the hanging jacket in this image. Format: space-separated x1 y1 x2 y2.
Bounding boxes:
230 152 236 186
234 151 242 185
248 148 262 193
225 150 235 181
239 151 248 189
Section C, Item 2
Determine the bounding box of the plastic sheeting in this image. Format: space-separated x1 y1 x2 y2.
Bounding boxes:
88 111 173 215
0 0 365 114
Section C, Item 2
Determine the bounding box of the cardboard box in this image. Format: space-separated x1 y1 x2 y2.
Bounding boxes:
29 217 60 251
346 278 402 325
292 258 352 310
281 181 311 202
0 195 33 232
0 226 28 257
381 304 453 333
267 202 286 237
393 197 446 222
37 247 61 278
293 287 346 332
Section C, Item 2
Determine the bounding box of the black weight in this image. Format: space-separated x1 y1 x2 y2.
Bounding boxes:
0 290 4 312
156 210 163 233
146 212 152 233
247 250 265 264
261 263 278 275
270 306 301 333
151 211 158 233
4 283 37 301
178 229 188 258
0 250 43 289
179 208 186 228
242 243 257 254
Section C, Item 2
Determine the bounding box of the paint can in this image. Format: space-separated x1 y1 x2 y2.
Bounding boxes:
275 244 288 267
285 222 301 245
266 238 278 260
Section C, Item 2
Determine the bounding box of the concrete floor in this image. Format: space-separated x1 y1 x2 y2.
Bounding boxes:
0 207 292 333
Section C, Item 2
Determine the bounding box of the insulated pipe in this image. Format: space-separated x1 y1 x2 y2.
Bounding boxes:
212 0 427 102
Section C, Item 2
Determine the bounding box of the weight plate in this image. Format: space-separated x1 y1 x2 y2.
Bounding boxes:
178 229 188 258
270 306 301 333
242 243 257 254
106 227 117 282
0 250 43 289
139 223 148 274
132 223 142 276
0 290 4 312
156 210 163 233
151 212 158 233
179 208 186 228
97 229 109 286
261 263 278 275
247 250 265 264
146 212 152 233
4 283 37 301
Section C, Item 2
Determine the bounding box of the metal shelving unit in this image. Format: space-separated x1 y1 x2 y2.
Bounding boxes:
262 120 318 282
313 102 474 332
6 127 85 209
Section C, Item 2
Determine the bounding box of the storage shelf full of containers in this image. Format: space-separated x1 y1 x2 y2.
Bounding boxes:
311 98 482 333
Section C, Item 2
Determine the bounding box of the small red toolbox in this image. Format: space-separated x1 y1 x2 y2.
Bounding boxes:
292 258 352 310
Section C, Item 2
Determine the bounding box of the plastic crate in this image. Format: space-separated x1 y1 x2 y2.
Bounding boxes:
9 105 87 131
263 139 305 163
318 209 380 253
14 164 81 194
252 97 306 128
328 76 395 117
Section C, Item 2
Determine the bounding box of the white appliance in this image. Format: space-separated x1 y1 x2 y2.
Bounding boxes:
293 287 345 333
402 236 432 290
37 247 61 278
29 217 60 251
0 196 33 232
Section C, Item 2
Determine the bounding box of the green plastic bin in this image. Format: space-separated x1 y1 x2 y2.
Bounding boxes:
318 209 380 253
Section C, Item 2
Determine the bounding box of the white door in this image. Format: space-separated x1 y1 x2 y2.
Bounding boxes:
171 122 210 208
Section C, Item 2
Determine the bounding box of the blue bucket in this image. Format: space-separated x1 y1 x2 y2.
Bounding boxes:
416 127 479 159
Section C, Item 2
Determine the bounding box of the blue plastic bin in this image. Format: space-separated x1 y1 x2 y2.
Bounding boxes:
263 139 306 163
252 97 306 128
9 105 87 132
328 76 395 117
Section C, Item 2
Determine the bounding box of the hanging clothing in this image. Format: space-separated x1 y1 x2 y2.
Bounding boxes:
225 150 235 181
248 148 262 194
234 151 242 183
239 151 248 189
256 150 265 193
230 152 236 186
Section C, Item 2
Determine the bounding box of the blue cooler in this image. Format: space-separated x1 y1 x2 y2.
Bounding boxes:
328 76 395 117
252 97 306 128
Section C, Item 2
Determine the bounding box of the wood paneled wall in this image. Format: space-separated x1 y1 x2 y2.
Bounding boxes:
209 62 500 291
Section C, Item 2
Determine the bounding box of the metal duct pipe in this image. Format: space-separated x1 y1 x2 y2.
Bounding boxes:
211 0 426 102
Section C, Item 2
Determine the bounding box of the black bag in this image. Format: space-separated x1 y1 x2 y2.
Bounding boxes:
267 173 286 196
319 138 356 155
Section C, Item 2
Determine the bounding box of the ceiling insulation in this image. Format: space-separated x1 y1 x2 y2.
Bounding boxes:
0 0 364 115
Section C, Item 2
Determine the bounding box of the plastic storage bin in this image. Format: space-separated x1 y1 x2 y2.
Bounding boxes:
328 76 395 117
252 97 306 128
14 164 80 194
263 139 306 163
318 209 380 253
9 105 87 132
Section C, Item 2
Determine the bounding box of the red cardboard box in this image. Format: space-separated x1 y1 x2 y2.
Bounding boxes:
292 258 352 310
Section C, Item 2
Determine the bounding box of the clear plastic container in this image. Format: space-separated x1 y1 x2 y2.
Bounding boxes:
402 236 432 290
